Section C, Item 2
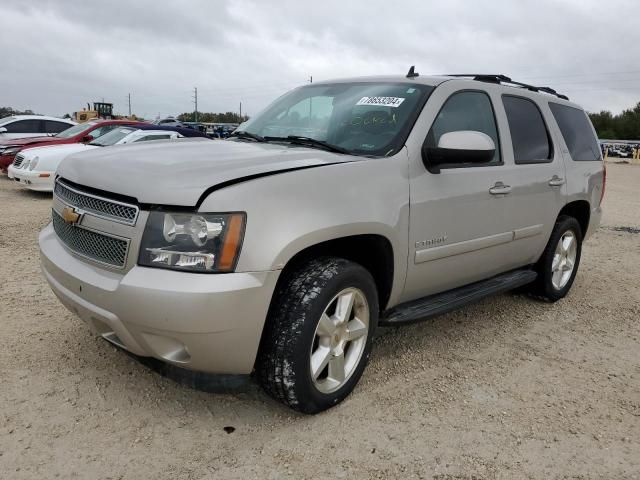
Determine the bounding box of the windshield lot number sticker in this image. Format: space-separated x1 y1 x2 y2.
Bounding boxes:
356 96 405 108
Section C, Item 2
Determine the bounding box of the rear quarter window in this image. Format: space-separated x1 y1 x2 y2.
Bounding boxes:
44 120 71 134
549 103 601 161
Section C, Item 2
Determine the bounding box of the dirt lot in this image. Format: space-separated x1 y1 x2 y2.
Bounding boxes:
0 164 638 479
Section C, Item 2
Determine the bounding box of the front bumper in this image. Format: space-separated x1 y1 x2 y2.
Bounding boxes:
40 223 280 374
12 169 54 191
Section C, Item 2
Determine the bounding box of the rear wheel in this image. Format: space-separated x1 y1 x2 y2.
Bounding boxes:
529 215 582 301
257 257 378 413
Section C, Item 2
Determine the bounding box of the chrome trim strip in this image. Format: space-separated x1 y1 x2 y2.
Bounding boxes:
513 224 543 240
55 179 140 226
415 231 513 264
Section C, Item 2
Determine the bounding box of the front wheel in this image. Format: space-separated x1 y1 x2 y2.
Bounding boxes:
256 257 378 413
529 215 583 302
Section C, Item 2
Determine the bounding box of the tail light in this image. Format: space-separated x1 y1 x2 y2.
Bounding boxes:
600 161 606 206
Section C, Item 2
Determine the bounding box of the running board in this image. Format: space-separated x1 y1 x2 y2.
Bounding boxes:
381 269 537 325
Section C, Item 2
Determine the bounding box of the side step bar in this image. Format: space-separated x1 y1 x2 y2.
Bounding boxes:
380 269 537 326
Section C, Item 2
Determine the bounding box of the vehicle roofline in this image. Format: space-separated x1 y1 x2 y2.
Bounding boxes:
295 75 583 108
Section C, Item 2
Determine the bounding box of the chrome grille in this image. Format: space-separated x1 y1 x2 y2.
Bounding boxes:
54 180 139 226
52 210 128 268
13 153 25 168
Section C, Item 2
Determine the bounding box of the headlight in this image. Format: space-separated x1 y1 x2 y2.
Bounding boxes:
28 156 39 171
138 211 245 273
22 158 31 169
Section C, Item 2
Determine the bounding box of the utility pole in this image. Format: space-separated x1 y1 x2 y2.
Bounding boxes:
309 76 313 84
239 101 242 122
193 87 198 123
128 93 131 117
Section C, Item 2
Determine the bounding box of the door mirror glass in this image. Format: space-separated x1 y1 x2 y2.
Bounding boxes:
426 130 496 169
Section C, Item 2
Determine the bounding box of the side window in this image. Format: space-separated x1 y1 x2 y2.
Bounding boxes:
549 103 601 161
4 119 42 133
426 91 501 165
502 96 552 164
44 120 71 134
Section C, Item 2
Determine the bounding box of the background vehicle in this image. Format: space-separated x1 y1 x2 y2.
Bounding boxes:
10 126 201 191
0 115 76 141
39 73 604 413
153 117 185 126
0 119 147 172
73 102 115 123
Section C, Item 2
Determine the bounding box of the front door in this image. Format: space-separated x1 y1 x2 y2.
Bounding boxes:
402 85 515 303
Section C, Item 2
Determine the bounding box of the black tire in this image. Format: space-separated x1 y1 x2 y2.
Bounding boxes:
529 215 583 302
256 257 378 413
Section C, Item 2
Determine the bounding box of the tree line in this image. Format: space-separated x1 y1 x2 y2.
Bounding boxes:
177 112 249 123
588 102 640 140
1 106 37 118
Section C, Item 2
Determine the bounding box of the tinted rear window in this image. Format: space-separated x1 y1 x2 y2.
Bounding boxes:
502 96 552 164
549 103 601 161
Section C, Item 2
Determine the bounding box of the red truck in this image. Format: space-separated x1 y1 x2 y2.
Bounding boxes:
0 119 147 172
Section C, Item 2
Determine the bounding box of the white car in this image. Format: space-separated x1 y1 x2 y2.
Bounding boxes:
9 128 186 192
0 115 76 141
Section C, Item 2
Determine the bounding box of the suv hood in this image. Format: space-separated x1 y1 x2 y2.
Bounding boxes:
57 139 361 206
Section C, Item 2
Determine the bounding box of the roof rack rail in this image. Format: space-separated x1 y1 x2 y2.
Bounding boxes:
443 74 569 100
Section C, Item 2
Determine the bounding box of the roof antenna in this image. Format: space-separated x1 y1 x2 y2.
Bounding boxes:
406 65 419 78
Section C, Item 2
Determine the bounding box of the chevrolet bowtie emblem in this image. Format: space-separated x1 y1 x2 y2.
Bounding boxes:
62 206 81 225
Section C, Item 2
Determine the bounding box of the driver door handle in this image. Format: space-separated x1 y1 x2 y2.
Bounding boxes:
489 181 512 195
548 175 566 187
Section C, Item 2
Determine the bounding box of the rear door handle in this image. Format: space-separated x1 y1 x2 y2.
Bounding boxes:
489 182 512 195
548 175 565 187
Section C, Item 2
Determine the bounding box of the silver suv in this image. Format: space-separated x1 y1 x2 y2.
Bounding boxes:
40 71 604 413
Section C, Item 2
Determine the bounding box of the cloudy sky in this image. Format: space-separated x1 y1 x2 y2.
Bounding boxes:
1 0 639 119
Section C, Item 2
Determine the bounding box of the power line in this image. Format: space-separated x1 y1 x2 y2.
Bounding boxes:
519 70 640 81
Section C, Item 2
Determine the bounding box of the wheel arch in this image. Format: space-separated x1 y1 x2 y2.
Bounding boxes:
254 233 395 373
274 234 395 312
558 200 590 237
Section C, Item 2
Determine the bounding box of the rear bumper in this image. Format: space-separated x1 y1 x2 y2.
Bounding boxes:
12 169 54 191
39 223 280 374
585 204 603 241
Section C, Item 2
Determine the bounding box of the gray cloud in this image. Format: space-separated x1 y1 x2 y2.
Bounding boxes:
1 0 639 119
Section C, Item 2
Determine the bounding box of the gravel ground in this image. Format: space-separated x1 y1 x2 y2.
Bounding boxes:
0 163 638 479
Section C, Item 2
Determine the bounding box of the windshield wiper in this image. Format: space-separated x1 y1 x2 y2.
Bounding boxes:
264 135 350 155
230 130 265 142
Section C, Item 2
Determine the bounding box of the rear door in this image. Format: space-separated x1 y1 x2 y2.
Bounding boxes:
494 94 566 266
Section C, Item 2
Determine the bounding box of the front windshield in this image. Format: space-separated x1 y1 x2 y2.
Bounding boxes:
55 121 97 139
89 127 136 146
238 82 433 156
